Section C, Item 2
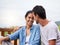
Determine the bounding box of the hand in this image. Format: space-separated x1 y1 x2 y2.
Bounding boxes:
0 36 5 44
0 37 3 44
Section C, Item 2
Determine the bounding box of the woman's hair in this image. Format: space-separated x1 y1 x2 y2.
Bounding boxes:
25 10 33 18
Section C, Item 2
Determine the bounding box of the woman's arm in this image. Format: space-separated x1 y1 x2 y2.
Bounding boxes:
0 28 22 43
30 25 40 45
8 29 21 40
0 36 9 44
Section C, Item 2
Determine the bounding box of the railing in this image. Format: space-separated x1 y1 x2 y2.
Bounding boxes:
0 28 17 45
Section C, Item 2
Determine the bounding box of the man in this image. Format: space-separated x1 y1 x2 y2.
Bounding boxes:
32 5 60 45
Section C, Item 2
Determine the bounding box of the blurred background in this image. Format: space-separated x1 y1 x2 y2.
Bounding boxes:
0 0 60 45
0 0 60 29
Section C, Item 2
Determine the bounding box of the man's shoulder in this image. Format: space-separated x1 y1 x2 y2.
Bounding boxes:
48 21 58 27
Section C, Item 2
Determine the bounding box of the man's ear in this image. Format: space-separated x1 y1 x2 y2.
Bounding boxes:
36 14 39 18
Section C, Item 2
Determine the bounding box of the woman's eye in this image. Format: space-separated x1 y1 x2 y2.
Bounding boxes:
32 17 34 19
28 17 34 20
29 17 31 19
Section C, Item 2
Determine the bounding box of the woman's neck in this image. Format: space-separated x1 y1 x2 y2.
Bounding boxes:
26 24 31 36
26 25 32 30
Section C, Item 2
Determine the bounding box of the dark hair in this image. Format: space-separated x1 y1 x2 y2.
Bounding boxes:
32 5 46 19
25 10 33 18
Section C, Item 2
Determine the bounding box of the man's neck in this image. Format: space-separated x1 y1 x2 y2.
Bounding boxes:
39 19 49 26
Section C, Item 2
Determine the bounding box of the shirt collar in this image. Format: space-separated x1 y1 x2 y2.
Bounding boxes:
24 25 34 30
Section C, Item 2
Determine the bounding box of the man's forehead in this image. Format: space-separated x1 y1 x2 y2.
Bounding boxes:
32 12 34 14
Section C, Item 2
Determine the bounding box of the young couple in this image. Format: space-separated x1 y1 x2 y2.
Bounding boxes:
0 5 60 45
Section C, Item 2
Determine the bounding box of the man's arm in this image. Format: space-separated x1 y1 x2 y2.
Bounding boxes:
49 39 56 45
48 24 58 45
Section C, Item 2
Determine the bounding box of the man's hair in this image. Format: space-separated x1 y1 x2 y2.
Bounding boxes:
32 5 46 19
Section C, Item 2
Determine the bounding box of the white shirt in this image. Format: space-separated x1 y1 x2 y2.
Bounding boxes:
25 34 30 45
40 21 60 45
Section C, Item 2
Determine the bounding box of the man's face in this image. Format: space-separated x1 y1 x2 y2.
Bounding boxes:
32 12 39 24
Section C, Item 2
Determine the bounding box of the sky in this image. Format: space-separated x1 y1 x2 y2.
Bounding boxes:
0 0 60 27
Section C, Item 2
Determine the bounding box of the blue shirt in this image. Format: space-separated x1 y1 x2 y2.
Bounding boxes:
9 25 40 45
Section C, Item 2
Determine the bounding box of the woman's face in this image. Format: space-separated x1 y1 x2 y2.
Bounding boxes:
25 13 34 26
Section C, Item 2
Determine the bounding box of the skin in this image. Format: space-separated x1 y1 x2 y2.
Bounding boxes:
49 39 56 45
25 13 34 36
0 13 34 44
33 12 56 45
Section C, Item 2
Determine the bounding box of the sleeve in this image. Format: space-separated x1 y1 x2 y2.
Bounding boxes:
8 28 22 40
30 25 41 45
48 26 58 40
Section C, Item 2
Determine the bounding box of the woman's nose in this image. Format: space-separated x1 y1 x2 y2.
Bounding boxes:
30 18 33 21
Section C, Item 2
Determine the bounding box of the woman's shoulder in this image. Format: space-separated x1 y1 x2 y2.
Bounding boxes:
32 24 40 31
33 24 40 28
32 24 40 34
18 26 25 30
16 26 25 32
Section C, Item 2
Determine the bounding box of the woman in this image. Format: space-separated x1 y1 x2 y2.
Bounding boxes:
0 10 40 45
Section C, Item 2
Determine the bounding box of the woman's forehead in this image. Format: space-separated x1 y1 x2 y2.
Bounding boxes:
27 13 34 17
